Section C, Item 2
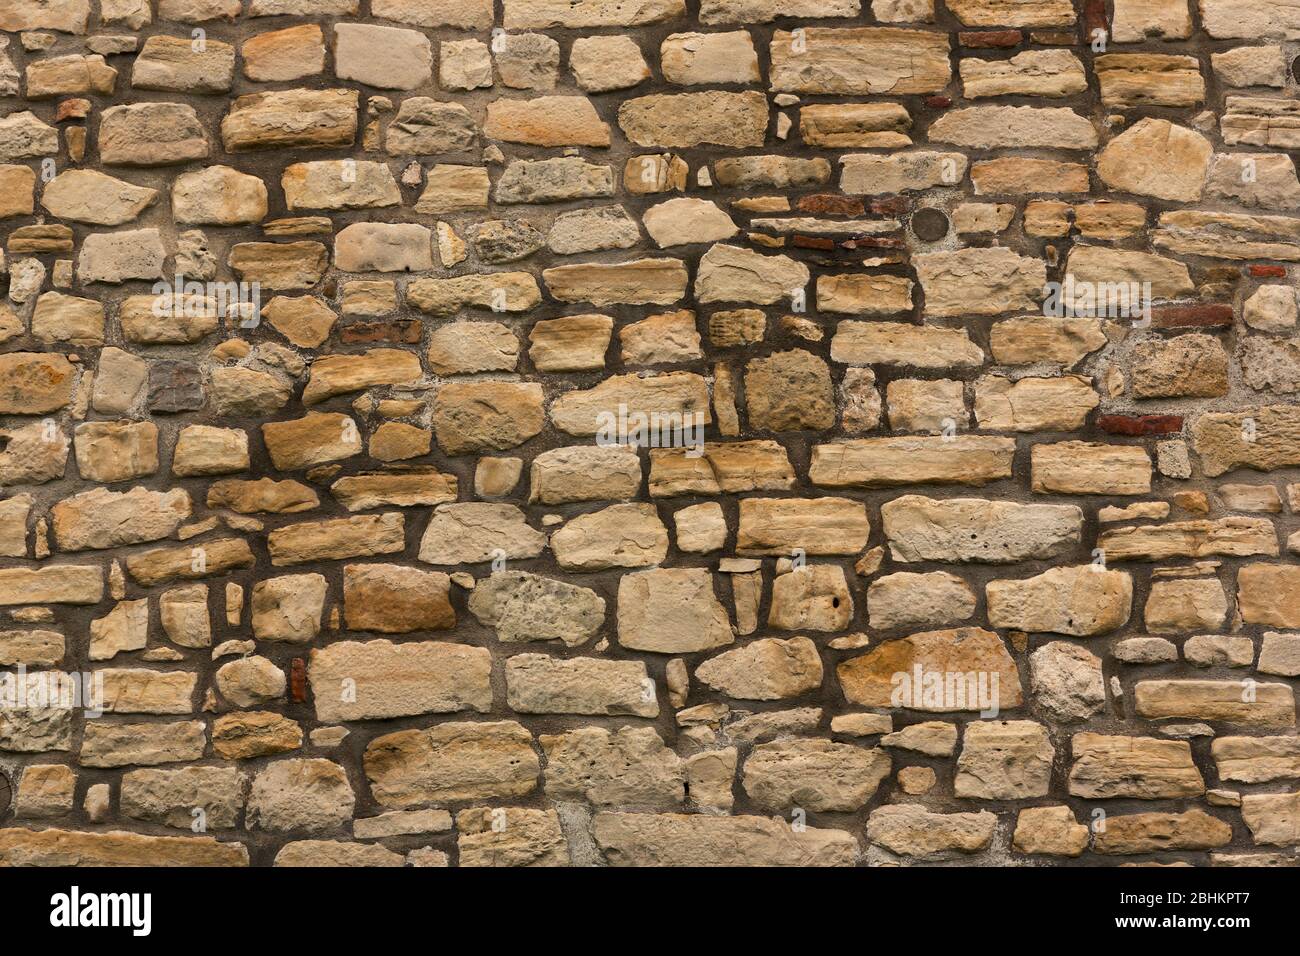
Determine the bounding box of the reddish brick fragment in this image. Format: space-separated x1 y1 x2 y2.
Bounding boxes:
1083 0 1108 35
958 30 1020 48
797 194 865 217
340 319 422 344
1150 304 1233 328
924 95 953 108
1248 265 1287 278
870 197 910 216
290 658 308 703
56 98 90 122
1097 414 1184 437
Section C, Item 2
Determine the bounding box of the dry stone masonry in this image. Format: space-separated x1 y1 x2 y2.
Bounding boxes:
0 0 1299 868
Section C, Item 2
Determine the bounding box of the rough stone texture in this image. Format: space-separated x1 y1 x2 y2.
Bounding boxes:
0 0 1288 874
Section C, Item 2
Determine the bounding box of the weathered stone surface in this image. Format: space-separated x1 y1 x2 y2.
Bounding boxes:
542 727 683 807
221 88 358 152
987 566 1132 636
594 812 856 866
433 382 544 455
867 805 996 857
1013 806 1089 857
769 565 853 631
1031 642 1105 723
696 637 823 700
267 513 404 566
838 628 1022 710
309 640 491 722
1240 792 1300 846
0 352 76 414
1135 679 1295 727
1069 733 1204 798
41 169 155 226
736 497 869 555
469 571 603 645
955 721 1053 799
0 828 247 867
1095 810 1232 855
457 807 569 866
868 571 976 630
418 503 546 565
1100 518 1277 563
1031 442 1152 496
52 487 188 552
915 248 1045 316
365 721 539 807
881 495 1081 563
618 91 768 147
961 50 1086 98
344 564 454 634
99 103 209 165
247 759 353 832
618 567 733 653
744 739 890 811
770 27 949 94
506 654 657 716
810 436 1015 488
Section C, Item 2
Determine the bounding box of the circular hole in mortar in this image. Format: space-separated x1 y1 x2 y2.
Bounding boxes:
910 207 949 241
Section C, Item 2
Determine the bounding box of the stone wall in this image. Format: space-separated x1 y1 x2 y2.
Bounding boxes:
0 0 1297 867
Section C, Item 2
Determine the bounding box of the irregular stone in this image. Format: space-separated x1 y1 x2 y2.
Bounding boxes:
810 436 1015 488
769 27 949 94
1030 642 1106 722
881 495 1081 563
594 812 856 866
695 637 823 700
986 566 1133 636
619 91 768 147
417 503 546 565
1068 733 1204 798
838 627 1022 710
364 721 538 807
99 103 208 165
954 720 1053 799
868 571 977 630
542 727 683 807
866 805 996 857
744 739 890 811
309 639 491 722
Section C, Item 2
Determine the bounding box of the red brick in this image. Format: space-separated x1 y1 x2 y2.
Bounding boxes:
958 30 1020 48
796 194 865 217
1097 415 1184 436
1150 304 1234 328
291 658 308 703
340 319 422 344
